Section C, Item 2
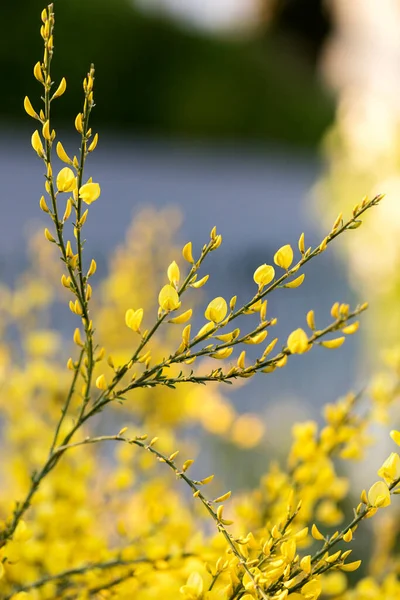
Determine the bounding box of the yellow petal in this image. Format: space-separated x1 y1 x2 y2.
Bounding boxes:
79 182 101 204
56 141 72 164
321 337 345 349
167 260 180 286
168 309 192 324
367 481 391 508
274 244 293 269
253 264 275 287
24 96 38 119
205 297 227 323
284 274 305 289
182 241 194 263
57 167 76 193
52 77 67 99
287 328 309 354
96 374 107 390
342 321 359 335
158 284 181 311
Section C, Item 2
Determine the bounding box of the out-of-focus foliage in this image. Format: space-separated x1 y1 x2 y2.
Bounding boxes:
1 0 333 145
3 4 400 600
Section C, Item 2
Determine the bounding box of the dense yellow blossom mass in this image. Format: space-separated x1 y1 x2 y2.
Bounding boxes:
1 3 400 599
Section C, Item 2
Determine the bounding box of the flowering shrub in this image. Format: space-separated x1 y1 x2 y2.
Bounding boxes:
1 4 400 599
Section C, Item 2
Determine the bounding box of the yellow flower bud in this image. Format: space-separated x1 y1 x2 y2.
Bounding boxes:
191 275 209 288
342 321 359 335
24 96 39 120
78 209 89 227
95 374 108 390
42 120 51 141
56 141 72 164
167 260 180 286
39 195 50 213
390 430 400 446
157 284 181 313
52 77 67 100
182 241 194 263
253 264 275 288
33 61 44 82
321 337 345 349
340 560 361 573
75 113 83 133
79 182 101 204
284 274 305 289
44 228 55 243
244 331 268 345
182 459 194 472
63 198 72 222
168 309 192 324
213 491 231 503
298 232 305 254
88 133 99 152
306 310 315 330
343 529 353 543
287 328 309 354
73 328 83 346
205 297 227 323
195 321 214 339
57 167 76 193
210 347 233 359
311 523 325 540
237 351 246 369
274 244 293 269
87 259 97 277
300 555 311 574
31 130 44 157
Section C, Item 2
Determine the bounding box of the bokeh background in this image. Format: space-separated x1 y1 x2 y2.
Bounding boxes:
2 0 400 530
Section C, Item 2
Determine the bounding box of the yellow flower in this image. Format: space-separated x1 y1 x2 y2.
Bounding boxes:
274 244 293 269
377 452 400 484
284 274 305 288
79 182 101 204
253 264 275 287
321 337 345 349
182 241 194 263
125 308 144 332
31 130 44 157
367 481 391 507
57 167 76 192
180 572 203 599
158 284 181 311
95 374 108 390
168 309 192 324
167 260 180 286
205 297 227 323
287 328 309 354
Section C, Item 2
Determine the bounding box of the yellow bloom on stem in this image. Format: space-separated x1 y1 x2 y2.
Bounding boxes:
321 337 345 349
125 308 144 332
167 260 180 286
287 328 309 354
57 167 76 192
377 452 400 484
79 182 101 204
367 481 391 508
274 244 293 269
205 297 227 323
159 284 181 311
253 264 275 288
